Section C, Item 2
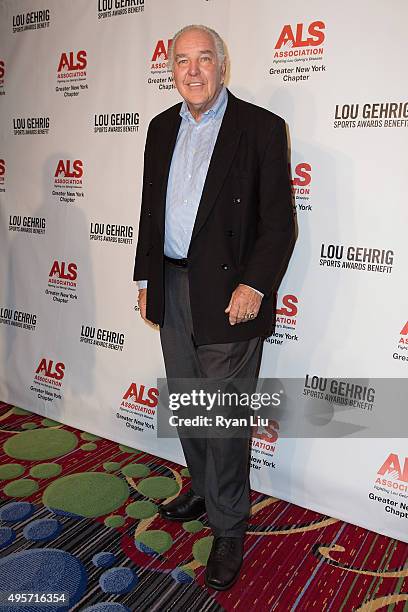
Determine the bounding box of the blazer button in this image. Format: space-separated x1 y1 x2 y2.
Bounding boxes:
233 197 241 204
147 209 152 217
226 230 235 237
221 264 229 271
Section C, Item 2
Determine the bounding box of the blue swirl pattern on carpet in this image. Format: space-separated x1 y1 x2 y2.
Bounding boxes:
0 548 87 612
0 501 35 522
23 518 62 542
99 568 137 594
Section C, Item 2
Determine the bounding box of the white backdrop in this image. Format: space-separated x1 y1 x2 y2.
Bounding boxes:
1 0 407 543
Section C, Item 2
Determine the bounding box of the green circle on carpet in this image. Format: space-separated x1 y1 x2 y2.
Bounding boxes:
12 407 31 416
126 501 157 519
41 418 61 427
42 472 129 517
21 422 38 430
80 432 101 441
135 530 173 554
105 515 125 528
119 444 139 453
4 429 78 461
183 520 204 533
193 536 214 566
0 463 25 480
136 476 179 500
3 478 39 497
180 468 190 477
103 462 121 472
80 443 97 451
121 463 150 478
29 463 62 479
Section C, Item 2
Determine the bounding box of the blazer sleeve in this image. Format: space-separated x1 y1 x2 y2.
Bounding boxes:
239 117 296 297
133 121 154 281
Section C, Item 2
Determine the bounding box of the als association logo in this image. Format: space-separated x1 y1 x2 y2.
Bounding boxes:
251 419 279 471
54 159 83 186
393 321 408 364
0 158 5 190
291 162 312 211
0 59 5 94
266 293 299 346
45 260 78 305
270 21 327 81
117 382 158 434
148 38 175 92
374 453 408 497
320 244 394 274
97 0 144 20
369 453 408 520
31 357 65 403
52 159 85 205
35 358 65 383
56 50 88 98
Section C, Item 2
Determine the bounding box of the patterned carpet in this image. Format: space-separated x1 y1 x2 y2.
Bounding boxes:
0 401 407 612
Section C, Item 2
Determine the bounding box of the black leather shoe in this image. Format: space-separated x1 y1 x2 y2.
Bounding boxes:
205 536 244 591
158 489 206 522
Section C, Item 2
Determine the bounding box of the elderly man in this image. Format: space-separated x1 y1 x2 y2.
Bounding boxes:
134 24 295 590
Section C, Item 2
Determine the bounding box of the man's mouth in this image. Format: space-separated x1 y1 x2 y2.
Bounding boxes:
187 82 204 87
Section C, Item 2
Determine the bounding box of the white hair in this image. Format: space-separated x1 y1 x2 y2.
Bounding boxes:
168 24 226 70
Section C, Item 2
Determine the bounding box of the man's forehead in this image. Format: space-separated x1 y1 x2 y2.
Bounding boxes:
175 48 215 58
174 30 216 54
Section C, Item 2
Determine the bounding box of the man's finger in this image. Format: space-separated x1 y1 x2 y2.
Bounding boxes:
230 297 246 325
224 296 233 313
234 300 247 324
228 301 240 325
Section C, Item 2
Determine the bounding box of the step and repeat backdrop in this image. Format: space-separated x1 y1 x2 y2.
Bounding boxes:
1 0 407 543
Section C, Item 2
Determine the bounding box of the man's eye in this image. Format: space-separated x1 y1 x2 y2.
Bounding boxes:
200 56 211 63
177 59 188 65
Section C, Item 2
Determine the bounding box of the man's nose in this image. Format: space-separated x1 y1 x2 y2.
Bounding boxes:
188 59 200 75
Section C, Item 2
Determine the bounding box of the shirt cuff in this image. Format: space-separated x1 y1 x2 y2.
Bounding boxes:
240 284 264 298
137 280 148 290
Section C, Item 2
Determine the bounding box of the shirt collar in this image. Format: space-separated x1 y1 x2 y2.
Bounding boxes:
180 86 227 123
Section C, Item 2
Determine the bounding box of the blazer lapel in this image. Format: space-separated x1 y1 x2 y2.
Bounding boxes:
189 91 241 248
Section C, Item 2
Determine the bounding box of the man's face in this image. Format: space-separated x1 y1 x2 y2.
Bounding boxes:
172 29 226 120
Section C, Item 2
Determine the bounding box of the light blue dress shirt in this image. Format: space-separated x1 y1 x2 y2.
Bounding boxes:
137 87 262 297
164 85 228 259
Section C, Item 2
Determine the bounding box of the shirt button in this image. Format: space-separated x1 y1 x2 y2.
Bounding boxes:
221 264 229 271
233 197 241 204
183 199 188 204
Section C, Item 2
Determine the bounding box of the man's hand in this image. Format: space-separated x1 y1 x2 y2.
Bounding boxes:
137 288 158 328
225 284 262 326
